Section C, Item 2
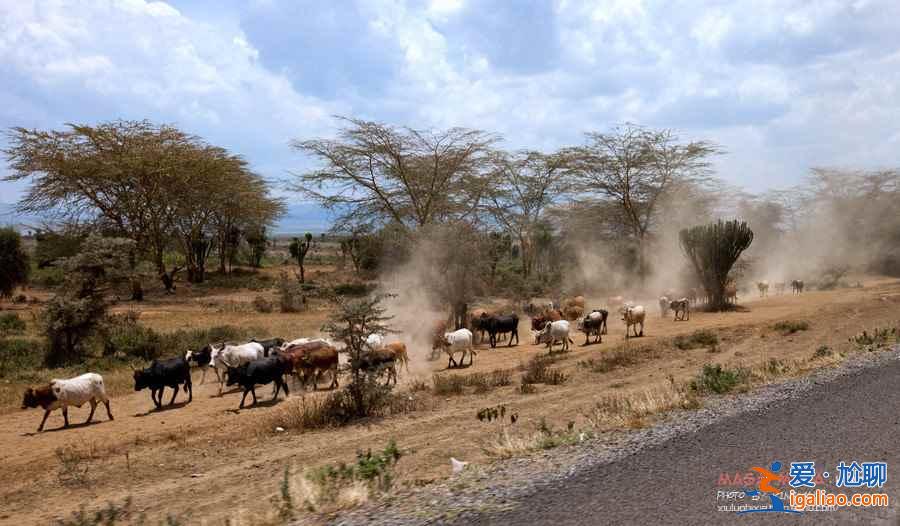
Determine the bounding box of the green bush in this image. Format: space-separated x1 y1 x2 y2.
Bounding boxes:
332 282 376 297
690 364 749 394
0 227 30 298
673 330 719 350
100 315 162 360
0 312 26 336
0 338 41 378
31 266 66 288
306 440 402 501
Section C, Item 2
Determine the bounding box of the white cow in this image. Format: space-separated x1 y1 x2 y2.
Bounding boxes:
658 296 670 317
535 320 571 353
209 342 264 395
21 373 113 432
440 328 475 368
365 333 385 351
621 305 646 338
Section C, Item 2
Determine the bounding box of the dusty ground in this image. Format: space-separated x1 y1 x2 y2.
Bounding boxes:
1 278 899 525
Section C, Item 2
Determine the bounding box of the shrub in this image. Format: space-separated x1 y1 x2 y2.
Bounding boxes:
0 338 41 378
0 312 26 336
277 271 306 313
673 329 718 350
333 282 376 297
522 355 568 385
690 364 749 394
814 345 832 358
0 227 30 298
432 374 465 395
31 265 66 288
578 343 661 373
99 314 162 361
433 369 513 395
772 320 810 335
849 327 899 351
43 236 135 366
303 440 401 511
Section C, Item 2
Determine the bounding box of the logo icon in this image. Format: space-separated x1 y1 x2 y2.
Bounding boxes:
739 461 802 515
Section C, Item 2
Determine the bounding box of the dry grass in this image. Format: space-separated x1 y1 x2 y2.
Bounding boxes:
578 342 662 373
586 381 701 430
432 368 514 395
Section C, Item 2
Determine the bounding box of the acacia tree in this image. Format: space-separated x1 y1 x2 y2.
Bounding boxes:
679 219 754 310
289 232 315 283
484 151 567 278
3 120 283 293
291 117 498 234
566 124 719 286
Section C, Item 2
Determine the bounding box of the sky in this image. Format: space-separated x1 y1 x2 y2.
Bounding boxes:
2 0 900 210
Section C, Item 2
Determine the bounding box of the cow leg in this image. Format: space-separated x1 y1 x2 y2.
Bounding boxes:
85 400 97 424
38 410 51 432
185 378 193 403
281 378 290 398
169 385 179 405
250 387 258 406
639 323 644 337
272 380 281 400
239 389 249 409
104 400 114 421
62 407 69 428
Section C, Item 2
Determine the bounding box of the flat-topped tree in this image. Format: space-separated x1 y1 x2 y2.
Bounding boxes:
3 120 283 294
291 117 498 234
679 219 754 311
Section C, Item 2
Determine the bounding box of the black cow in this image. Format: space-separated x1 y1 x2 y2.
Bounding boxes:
251 337 285 357
470 314 492 344
578 309 608 345
225 356 291 409
134 356 193 409
355 349 399 385
486 314 519 348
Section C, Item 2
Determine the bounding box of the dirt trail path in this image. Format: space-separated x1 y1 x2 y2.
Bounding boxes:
2 281 899 524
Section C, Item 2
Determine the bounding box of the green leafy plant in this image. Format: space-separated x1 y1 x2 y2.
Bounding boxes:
690 364 750 394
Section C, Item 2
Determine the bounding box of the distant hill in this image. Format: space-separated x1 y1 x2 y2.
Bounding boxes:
0 202 333 235
273 202 334 234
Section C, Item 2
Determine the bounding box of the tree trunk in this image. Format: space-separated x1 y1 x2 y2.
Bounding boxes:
128 250 143 302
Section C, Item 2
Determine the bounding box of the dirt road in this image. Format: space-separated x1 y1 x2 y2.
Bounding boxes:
462 349 900 526
1 281 899 524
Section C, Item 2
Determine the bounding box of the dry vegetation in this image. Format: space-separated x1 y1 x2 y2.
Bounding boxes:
1 269 898 525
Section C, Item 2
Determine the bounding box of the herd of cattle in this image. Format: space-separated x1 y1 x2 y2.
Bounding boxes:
20 280 807 433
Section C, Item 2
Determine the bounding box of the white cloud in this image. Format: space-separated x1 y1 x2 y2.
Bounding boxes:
2 0 900 202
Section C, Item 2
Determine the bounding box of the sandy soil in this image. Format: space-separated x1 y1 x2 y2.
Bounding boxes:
1 279 899 525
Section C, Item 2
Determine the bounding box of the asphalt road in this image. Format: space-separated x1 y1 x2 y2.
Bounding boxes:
463 358 900 526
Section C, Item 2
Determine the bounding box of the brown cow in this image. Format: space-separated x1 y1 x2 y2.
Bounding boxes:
382 342 409 373
531 309 562 331
563 305 584 321
279 341 339 390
